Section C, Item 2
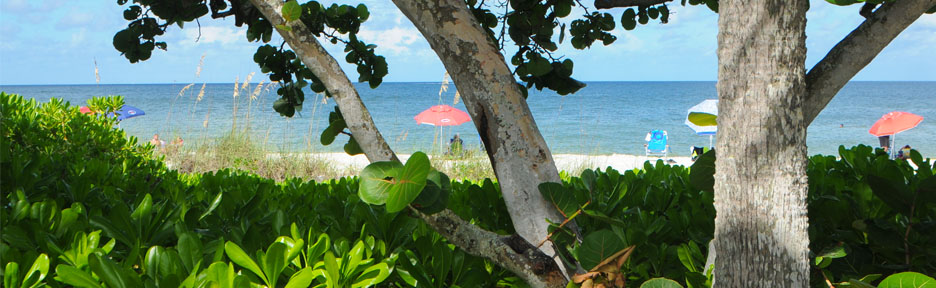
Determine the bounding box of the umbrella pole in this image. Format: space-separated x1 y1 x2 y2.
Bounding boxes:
709 135 713 148
892 133 897 159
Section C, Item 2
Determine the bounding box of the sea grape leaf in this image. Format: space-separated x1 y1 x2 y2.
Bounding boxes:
539 182 579 217
877 272 935 288
358 161 404 206
282 0 302 22
690 149 716 192
640 278 684 288
385 152 431 212
577 230 626 270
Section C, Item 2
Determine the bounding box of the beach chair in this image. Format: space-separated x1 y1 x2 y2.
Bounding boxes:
645 130 669 157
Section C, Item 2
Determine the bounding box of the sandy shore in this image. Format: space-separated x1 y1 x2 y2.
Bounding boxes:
272 152 693 173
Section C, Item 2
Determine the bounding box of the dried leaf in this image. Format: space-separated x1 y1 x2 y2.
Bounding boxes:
573 271 601 283
590 246 635 272
582 279 594 288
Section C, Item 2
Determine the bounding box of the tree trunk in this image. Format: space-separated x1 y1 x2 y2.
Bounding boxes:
714 0 810 286
248 0 398 163
392 0 570 276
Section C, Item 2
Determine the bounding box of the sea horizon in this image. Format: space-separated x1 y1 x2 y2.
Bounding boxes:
3 81 934 158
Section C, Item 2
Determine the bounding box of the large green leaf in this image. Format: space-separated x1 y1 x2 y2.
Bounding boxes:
54 265 102 288
386 152 431 212
689 149 716 192
641 277 684 288
877 272 935 288
351 262 390 288
577 230 626 270
262 242 288 287
284 267 316 288
358 152 431 212
224 241 268 284
539 182 579 216
358 161 404 206
21 253 49 288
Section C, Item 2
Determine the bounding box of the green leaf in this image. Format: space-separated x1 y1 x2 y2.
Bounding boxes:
677 244 698 273
539 182 578 216
351 262 390 288
877 272 936 288
262 242 288 287
130 193 152 221
359 161 404 206
577 230 626 270
199 190 223 221
388 152 431 212
20 253 49 288
5 262 19 288
276 24 293 32
344 136 364 155
356 4 370 21
89 253 143 288
640 278 684 288
282 0 302 22
528 57 552 77
689 149 716 192
54 265 102 288
284 267 316 288
224 241 268 284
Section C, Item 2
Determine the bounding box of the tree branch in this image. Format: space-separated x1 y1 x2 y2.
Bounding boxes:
410 208 567 288
803 0 936 125
248 0 398 163
594 0 671 10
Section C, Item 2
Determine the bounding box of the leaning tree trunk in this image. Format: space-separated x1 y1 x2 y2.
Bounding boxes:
249 0 397 163
714 0 810 286
392 0 570 277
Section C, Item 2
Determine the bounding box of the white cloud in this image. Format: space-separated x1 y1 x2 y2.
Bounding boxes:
180 26 245 47
357 27 423 55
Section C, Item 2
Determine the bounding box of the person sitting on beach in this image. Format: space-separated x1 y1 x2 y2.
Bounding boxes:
448 134 464 156
878 135 891 153
171 136 183 146
150 133 166 149
897 145 912 160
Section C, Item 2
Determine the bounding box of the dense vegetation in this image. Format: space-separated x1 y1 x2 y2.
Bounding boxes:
2 93 934 287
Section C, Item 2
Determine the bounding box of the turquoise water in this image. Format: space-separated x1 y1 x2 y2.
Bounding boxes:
3 81 934 157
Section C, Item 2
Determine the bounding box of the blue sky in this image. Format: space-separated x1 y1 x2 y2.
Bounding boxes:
0 0 933 85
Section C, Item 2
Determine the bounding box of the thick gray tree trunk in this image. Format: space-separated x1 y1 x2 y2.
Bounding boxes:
248 0 397 163
391 0 570 274
714 0 811 286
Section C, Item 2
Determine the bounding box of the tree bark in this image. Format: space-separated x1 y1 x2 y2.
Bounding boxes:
391 0 570 277
411 208 566 288
248 0 398 163
803 0 936 126
715 0 810 287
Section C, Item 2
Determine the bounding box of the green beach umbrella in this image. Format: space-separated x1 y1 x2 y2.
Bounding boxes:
685 99 718 147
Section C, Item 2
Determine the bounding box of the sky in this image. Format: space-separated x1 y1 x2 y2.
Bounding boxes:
0 0 933 85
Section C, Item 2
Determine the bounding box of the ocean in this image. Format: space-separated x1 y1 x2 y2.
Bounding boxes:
2 81 934 157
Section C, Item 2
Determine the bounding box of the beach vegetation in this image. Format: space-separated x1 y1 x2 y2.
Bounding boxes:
106 0 936 286
3 92 935 287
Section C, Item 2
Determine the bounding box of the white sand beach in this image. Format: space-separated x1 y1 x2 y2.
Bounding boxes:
272 152 693 173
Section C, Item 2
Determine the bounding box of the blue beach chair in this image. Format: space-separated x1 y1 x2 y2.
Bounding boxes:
645 130 669 157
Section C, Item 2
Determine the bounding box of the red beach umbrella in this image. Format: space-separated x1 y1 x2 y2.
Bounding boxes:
868 111 923 137
79 106 93 114
414 105 471 126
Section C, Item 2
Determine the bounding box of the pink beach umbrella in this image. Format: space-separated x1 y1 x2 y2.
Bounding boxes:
868 111 923 137
414 105 471 126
